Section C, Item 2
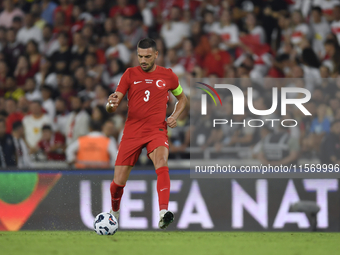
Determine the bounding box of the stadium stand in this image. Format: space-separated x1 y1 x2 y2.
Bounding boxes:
0 0 340 168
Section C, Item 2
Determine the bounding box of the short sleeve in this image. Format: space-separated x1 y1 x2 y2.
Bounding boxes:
116 68 130 95
169 69 179 91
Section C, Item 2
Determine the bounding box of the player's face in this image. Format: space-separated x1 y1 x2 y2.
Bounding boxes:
137 47 158 72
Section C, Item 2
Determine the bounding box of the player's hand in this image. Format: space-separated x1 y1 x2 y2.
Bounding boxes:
166 117 177 128
106 93 119 113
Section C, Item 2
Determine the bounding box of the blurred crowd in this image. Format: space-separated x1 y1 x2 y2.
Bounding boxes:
1 0 340 168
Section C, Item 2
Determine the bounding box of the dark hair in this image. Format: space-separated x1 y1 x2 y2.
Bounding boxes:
12 121 22 131
26 39 39 52
12 16 22 23
276 53 290 62
110 58 125 75
137 38 157 51
6 97 17 103
42 124 52 131
311 6 322 14
302 48 320 68
58 31 69 39
90 120 102 132
93 105 110 122
41 85 53 94
43 23 54 31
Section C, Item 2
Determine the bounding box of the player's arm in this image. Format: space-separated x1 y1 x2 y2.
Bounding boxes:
167 84 187 128
106 91 125 113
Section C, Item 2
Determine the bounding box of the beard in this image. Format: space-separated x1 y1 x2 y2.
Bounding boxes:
140 61 155 72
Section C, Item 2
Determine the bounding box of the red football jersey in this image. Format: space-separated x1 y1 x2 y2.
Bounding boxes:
116 65 179 138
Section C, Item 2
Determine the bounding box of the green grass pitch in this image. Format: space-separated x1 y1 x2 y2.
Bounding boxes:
1 231 340 255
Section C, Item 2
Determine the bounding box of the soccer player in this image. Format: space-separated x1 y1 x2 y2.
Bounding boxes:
106 38 187 229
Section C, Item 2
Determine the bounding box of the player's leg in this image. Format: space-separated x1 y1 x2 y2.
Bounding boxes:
110 165 133 220
149 146 170 210
110 138 142 220
148 143 174 229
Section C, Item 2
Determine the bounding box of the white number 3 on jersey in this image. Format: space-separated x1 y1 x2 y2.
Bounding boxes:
144 90 150 102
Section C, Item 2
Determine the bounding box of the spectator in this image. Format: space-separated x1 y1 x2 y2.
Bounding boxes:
271 13 292 53
320 119 340 164
54 97 68 134
160 6 190 49
53 0 74 26
311 6 331 59
331 5 340 43
24 77 41 101
16 13 43 44
138 0 154 29
102 59 124 90
120 16 146 50
26 40 41 75
11 121 31 168
32 124 65 161
202 9 215 34
39 24 60 57
41 85 55 121
0 61 9 94
102 119 119 146
4 76 25 100
91 84 110 108
5 98 24 134
0 0 24 29
84 53 104 83
258 124 300 166
109 0 138 18
3 28 25 73
0 118 16 167
212 9 240 50
302 103 331 156
166 49 185 79
59 75 76 110
50 32 72 74
323 39 340 75
243 12 266 44
31 2 46 30
14 55 35 87
66 120 117 168
17 96 30 116
22 100 51 148
64 96 90 146
53 10 71 35
203 33 232 78
105 32 131 65
290 10 310 46
41 0 58 25
91 105 109 124
34 57 58 90
179 38 199 74
78 75 96 100
12 16 23 33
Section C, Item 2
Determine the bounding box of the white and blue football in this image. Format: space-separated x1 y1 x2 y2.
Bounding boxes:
93 212 118 235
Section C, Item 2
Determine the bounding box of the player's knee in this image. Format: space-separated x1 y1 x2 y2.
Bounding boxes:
155 157 168 169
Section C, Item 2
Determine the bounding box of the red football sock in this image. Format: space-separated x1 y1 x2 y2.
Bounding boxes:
156 166 170 210
110 181 125 211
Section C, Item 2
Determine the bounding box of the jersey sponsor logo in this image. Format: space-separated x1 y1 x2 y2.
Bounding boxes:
165 142 169 146
156 79 166 89
160 188 168 191
134 81 142 84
